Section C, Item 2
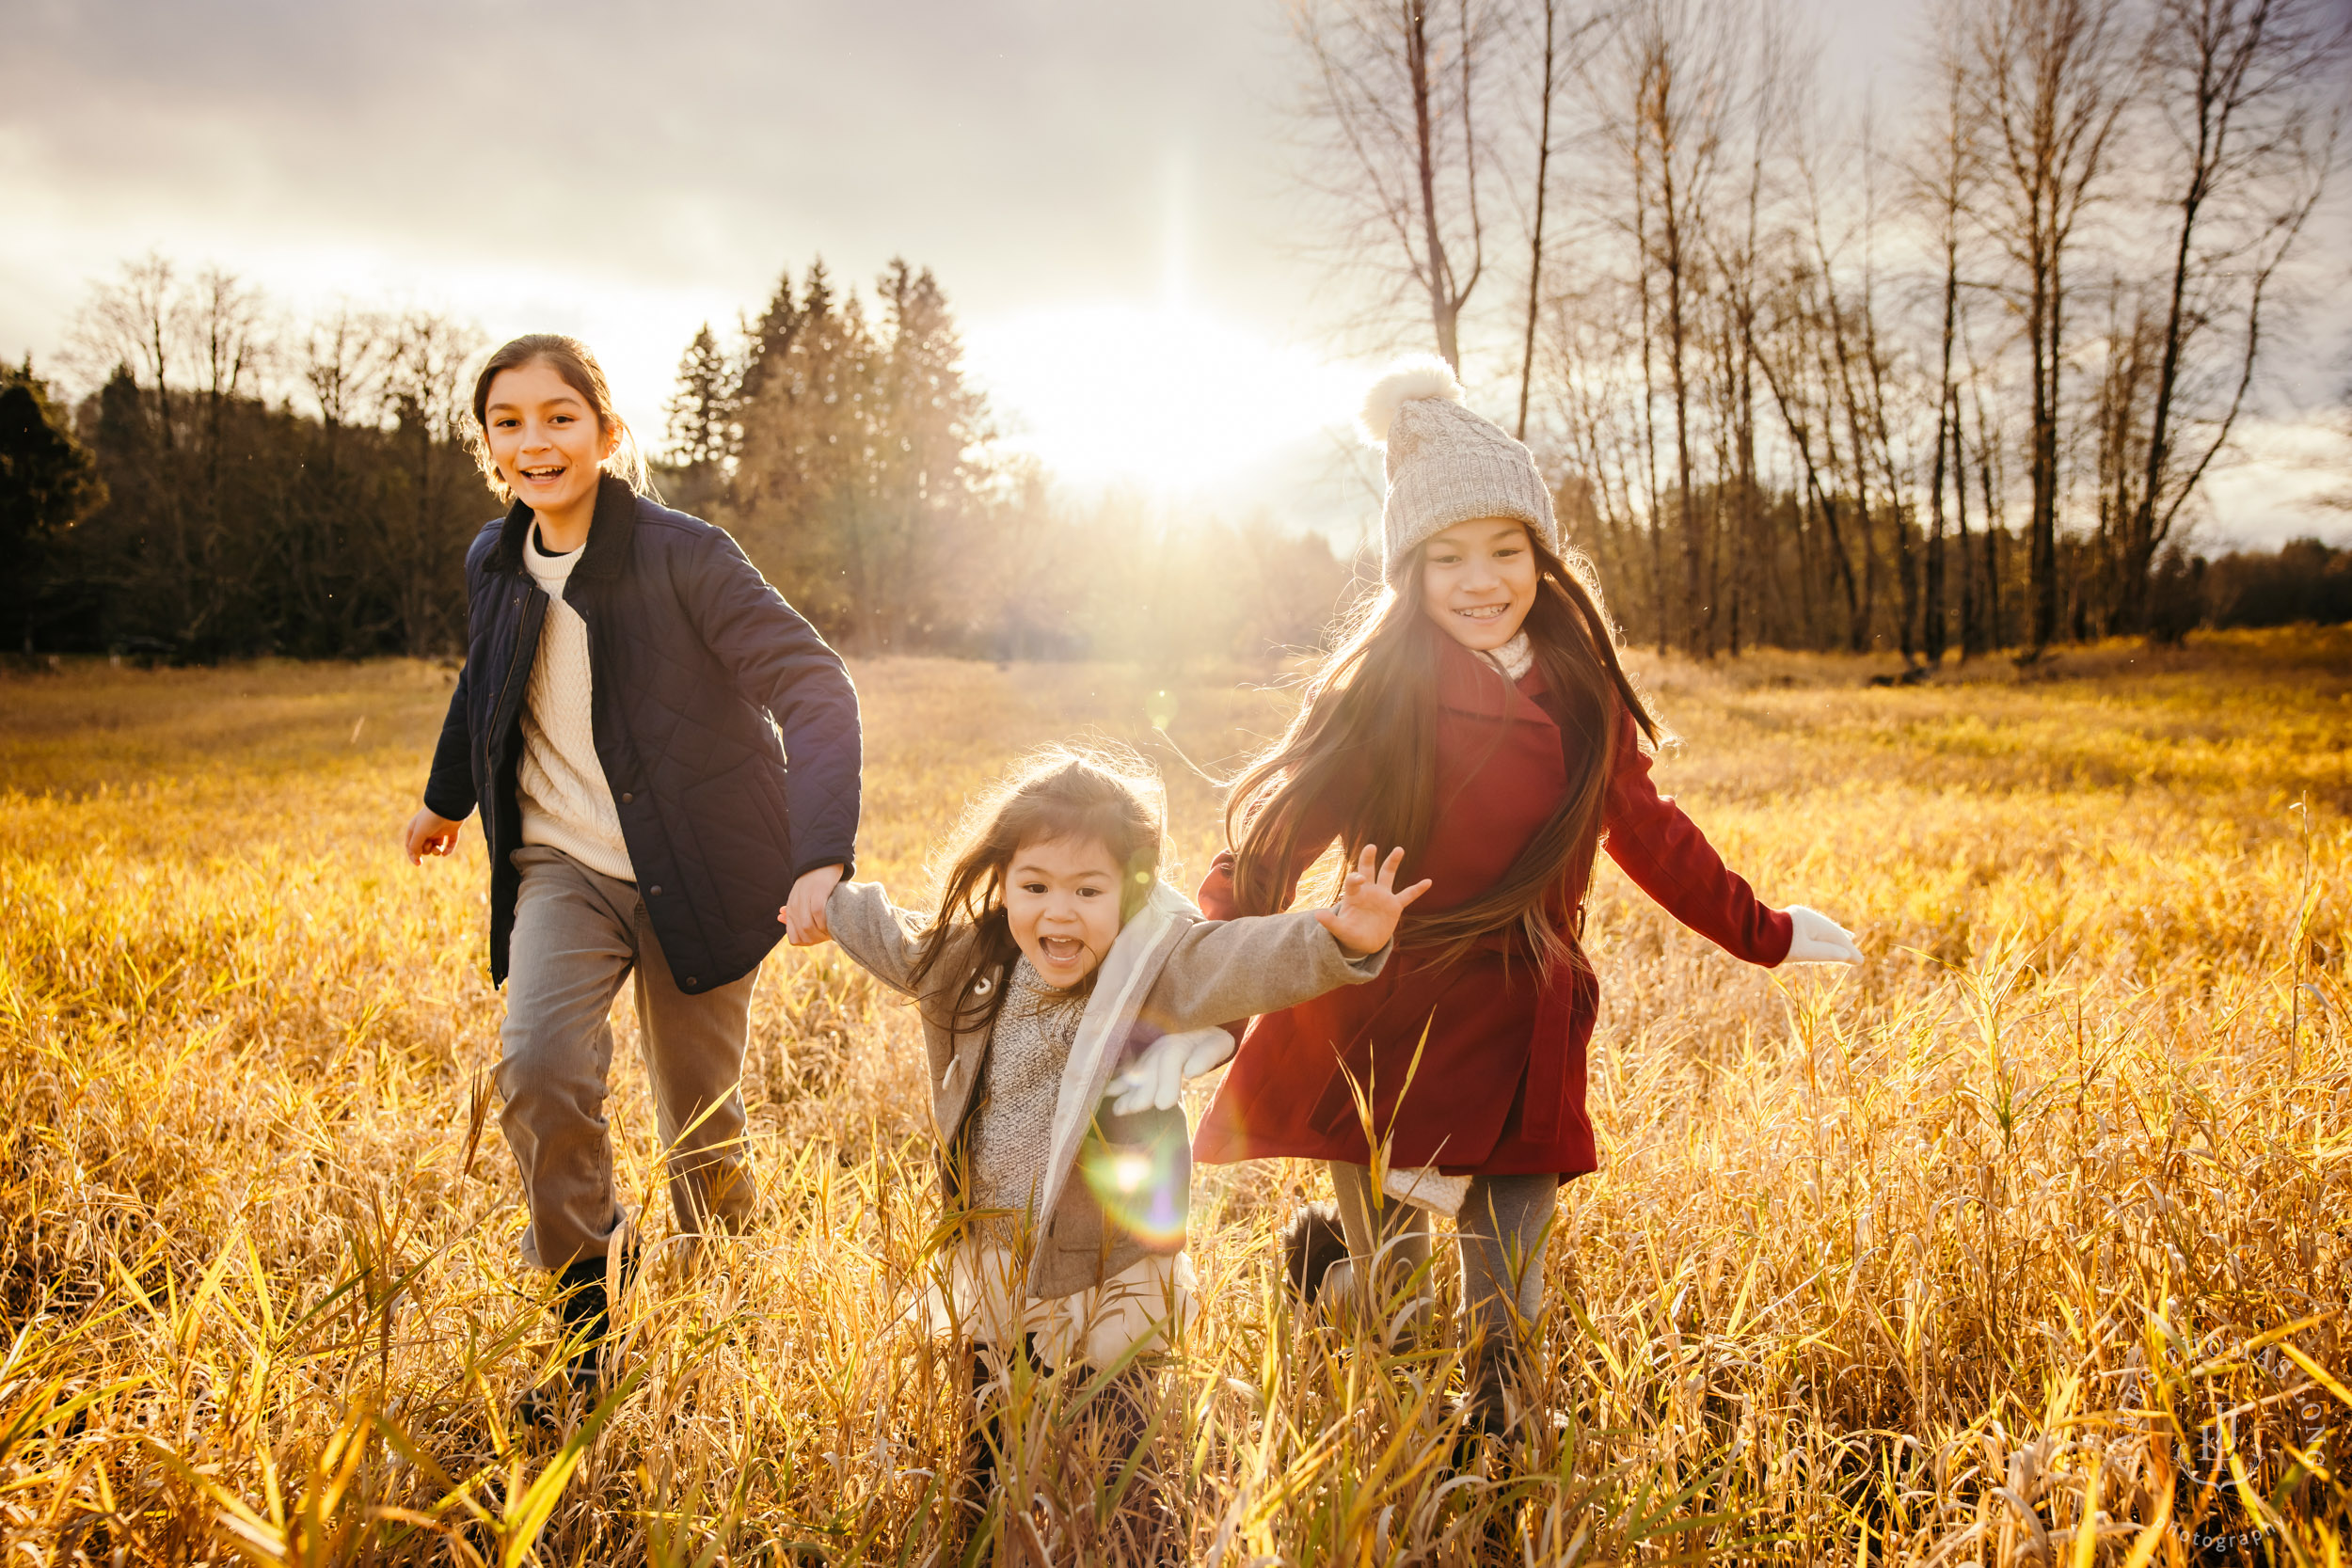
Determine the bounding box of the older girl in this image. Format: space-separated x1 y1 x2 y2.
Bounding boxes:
802 747 1422 1513
405 335 860 1421
1190 357 1861 1438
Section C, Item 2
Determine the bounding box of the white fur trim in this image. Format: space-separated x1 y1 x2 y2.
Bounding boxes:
1358 354 1463 445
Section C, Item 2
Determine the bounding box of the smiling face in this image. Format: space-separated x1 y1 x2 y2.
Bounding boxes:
1419 517 1539 652
482 358 617 519
1002 834 1127 989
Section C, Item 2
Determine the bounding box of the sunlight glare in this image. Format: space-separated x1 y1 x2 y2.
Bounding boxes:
963 304 1360 494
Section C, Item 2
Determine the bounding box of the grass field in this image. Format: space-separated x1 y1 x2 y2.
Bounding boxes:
1 628 2347 1565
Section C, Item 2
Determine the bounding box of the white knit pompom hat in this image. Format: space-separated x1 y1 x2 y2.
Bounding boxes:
1359 354 1559 583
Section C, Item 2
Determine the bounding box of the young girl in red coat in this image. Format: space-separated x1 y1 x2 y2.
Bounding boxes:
1181 356 1862 1436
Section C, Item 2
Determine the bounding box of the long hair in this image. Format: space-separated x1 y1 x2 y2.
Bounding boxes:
907 745 1170 1037
1224 538 1655 972
467 333 656 501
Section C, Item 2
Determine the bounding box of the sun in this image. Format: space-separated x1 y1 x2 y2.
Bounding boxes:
961 303 1362 495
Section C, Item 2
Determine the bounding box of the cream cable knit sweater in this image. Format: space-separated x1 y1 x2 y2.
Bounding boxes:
517 528 636 882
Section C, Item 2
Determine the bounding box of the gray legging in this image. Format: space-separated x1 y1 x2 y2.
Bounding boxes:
1326 1162 1557 1347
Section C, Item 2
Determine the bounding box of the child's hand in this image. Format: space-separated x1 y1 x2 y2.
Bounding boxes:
1106 1027 1238 1115
778 863 846 946
1315 846 1431 958
1782 906 1862 964
404 807 461 864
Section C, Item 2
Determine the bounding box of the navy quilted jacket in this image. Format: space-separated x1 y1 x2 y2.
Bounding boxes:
421 476 861 993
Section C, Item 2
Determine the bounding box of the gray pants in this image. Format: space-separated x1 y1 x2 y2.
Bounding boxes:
500 845 758 1270
1327 1163 1556 1347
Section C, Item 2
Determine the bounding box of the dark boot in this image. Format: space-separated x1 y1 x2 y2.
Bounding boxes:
519 1251 634 1431
957 1336 1033 1524
1089 1366 1181 1560
1449 1339 1522 1470
1280 1200 1348 1303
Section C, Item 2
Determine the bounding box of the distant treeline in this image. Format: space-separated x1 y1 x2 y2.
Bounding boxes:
0 255 1352 666
0 253 2341 666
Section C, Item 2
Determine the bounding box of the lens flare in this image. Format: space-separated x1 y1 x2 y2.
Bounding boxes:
1079 1111 1189 1248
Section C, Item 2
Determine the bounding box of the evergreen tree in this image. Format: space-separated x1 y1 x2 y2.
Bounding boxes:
736 266 803 409
867 259 988 649
0 360 106 650
660 324 737 517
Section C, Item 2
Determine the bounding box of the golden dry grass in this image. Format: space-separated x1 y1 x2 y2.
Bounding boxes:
0 627 2346 1565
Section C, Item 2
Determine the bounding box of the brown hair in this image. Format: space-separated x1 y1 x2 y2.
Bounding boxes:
467 333 655 501
1223 534 1655 973
907 745 1171 1035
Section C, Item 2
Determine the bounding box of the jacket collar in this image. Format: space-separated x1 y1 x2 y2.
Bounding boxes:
490 474 639 580
1436 630 1555 730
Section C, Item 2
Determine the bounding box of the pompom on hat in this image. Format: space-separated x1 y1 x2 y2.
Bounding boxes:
1359 353 1560 583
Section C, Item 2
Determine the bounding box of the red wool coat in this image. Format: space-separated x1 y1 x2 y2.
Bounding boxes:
1191 638 1792 1178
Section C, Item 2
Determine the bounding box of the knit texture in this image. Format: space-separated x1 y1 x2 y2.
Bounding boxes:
1485 630 1534 681
963 958 1083 1238
518 529 636 883
1361 355 1560 582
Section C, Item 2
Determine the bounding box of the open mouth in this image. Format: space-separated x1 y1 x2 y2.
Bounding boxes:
1454 603 1510 621
1039 935 1087 966
518 464 566 484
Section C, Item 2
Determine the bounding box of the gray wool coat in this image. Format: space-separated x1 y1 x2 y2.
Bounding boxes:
825 879 1389 1300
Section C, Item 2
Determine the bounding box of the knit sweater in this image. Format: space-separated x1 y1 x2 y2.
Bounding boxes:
517 527 635 882
963 958 1083 1235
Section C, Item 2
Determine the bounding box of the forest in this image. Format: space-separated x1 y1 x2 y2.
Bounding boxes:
1287 0 2346 656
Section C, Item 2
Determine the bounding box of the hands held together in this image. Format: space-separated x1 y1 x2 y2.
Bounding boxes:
777 863 846 946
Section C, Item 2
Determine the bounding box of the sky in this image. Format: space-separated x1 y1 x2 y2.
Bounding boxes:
4 0 2344 550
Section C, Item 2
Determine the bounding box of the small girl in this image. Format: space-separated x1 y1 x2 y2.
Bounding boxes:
1190 357 1862 1439
790 747 1424 1514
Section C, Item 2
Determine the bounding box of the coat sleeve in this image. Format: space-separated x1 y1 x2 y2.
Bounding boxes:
1600 706 1792 965
1142 911 1389 1053
421 664 475 821
682 525 863 880
822 881 932 997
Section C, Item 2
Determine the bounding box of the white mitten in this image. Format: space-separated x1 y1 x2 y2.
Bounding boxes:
1783 905 1863 964
1105 1027 1237 1115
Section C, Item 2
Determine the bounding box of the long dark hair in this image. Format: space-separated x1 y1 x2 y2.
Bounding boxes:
1224 536 1654 970
906 745 1170 1037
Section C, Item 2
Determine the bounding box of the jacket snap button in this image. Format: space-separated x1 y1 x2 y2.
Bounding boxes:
686 977 698 989
649 885 662 896
621 792 634 804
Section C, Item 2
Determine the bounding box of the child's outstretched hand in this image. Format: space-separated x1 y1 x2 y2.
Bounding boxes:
1316 845 1432 958
1782 906 1863 964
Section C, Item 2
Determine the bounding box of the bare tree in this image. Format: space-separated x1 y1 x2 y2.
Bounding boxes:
382 312 485 656
1290 0 1495 370
1515 0 1607 436
303 308 392 439
1967 0 2135 654
1629 0 1729 654
2111 0 2342 629
1913 7 1982 662
67 252 183 442
1703 3 1796 656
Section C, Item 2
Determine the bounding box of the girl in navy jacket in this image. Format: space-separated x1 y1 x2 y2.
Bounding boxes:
405 334 860 1422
